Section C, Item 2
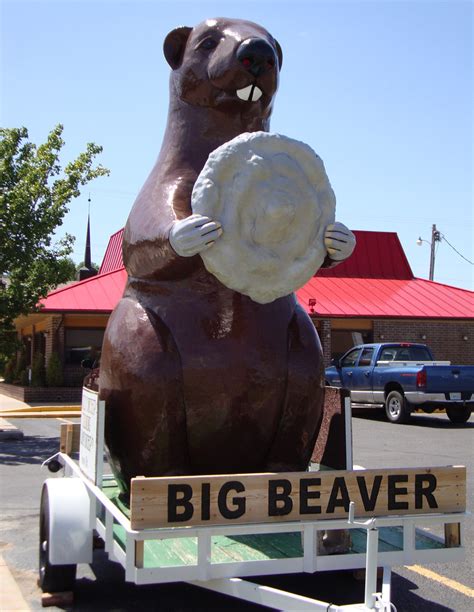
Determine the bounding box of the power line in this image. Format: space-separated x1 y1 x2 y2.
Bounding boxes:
440 233 474 266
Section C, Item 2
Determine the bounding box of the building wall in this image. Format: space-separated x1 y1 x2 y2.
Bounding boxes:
0 381 82 403
63 365 87 387
373 319 474 364
319 320 332 365
312 317 474 366
45 315 64 365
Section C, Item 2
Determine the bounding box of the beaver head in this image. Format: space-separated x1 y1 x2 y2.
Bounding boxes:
163 18 283 125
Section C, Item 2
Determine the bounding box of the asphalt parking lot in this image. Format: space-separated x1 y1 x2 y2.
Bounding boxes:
0 408 472 611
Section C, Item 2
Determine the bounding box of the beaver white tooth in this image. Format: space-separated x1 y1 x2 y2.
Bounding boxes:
236 85 253 101
236 85 263 101
251 86 263 101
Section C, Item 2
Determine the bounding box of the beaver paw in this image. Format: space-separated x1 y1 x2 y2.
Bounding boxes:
324 222 356 262
169 213 223 257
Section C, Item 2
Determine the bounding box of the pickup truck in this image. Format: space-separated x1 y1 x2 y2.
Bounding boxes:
325 342 474 424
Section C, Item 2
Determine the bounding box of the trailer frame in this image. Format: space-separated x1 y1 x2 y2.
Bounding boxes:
39 390 467 611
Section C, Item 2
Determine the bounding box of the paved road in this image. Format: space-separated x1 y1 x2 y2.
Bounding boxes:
0 410 472 611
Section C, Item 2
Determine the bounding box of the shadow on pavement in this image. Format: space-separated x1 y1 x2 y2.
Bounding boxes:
66 550 453 611
352 408 473 429
391 571 453 612
0 435 59 466
73 549 264 610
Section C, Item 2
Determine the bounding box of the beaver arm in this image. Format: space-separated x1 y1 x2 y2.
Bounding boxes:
322 222 356 269
321 255 342 269
122 173 199 280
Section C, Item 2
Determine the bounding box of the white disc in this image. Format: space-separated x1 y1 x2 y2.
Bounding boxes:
191 131 336 303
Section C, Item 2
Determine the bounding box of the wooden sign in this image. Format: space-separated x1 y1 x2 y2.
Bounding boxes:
79 388 105 485
130 466 466 529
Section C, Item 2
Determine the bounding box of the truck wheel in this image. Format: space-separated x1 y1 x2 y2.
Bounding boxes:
385 390 410 424
446 406 472 424
39 485 77 593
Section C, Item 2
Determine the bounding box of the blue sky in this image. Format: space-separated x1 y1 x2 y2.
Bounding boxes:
2 0 473 289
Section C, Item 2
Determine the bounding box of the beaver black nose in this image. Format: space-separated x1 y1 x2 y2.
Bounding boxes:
236 38 277 77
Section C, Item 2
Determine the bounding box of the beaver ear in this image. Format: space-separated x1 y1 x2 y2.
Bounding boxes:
164 26 192 69
274 39 283 70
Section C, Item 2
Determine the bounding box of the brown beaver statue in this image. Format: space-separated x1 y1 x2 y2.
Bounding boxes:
99 17 355 496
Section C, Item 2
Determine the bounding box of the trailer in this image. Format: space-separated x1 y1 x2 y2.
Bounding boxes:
39 388 467 611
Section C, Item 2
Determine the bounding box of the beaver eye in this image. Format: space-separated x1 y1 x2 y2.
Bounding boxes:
199 37 218 51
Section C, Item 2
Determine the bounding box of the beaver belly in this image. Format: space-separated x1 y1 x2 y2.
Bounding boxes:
147 286 296 474
181 330 288 474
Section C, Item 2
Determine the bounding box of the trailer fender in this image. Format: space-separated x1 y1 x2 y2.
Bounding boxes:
41 478 93 565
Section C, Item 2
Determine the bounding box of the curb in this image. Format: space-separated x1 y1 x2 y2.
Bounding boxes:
0 411 80 419
0 405 80 413
0 554 31 611
0 417 24 440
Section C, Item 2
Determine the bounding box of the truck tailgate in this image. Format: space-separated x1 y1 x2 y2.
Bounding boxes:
424 365 474 394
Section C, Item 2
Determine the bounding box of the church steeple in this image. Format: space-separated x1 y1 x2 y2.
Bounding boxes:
78 196 98 281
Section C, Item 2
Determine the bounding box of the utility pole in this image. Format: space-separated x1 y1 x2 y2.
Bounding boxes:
429 224 441 281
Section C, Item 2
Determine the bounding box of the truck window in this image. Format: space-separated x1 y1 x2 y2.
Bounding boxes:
379 348 396 361
393 346 432 361
396 349 410 360
359 348 374 367
408 346 432 360
341 349 361 368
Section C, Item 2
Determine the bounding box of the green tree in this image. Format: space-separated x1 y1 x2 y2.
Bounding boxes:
46 352 63 387
31 351 46 387
76 260 100 273
0 125 109 356
62 257 79 281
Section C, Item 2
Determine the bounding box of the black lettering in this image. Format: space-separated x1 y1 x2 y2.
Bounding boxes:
217 481 246 519
201 482 211 520
168 484 194 522
326 477 350 513
387 475 409 510
415 474 438 509
357 475 383 511
300 478 321 515
268 479 293 516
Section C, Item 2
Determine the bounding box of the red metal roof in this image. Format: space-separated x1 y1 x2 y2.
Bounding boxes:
38 229 473 319
39 268 127 313
296 277 474 319
39 267 474 320
99 229 125 275
317 231 413 280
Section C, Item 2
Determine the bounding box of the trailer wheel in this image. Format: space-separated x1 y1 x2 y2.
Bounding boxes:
39 485 77 592
385 390 410 424
446 406 472 424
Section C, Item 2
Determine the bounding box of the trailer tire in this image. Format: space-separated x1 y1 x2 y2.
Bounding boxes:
385 390 410 424
446 406 472 424
39 485 77 593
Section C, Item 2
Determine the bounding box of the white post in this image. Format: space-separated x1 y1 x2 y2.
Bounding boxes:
364 526 379 610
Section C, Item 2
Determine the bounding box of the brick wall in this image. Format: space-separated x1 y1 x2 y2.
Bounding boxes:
319 319 332 366
42 315 65 367
373 319 474 364
63 365 87 387
311 317 474 365
0 382 82 403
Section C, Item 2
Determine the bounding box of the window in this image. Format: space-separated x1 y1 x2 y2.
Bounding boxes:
359 348 374 367
380 348 397 361
331 329 373 362
379 345 433 362
406 346 432 361
341 349 361 368
65 329 104 365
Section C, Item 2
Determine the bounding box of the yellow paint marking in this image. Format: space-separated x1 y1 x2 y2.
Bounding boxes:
405 565 474 597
